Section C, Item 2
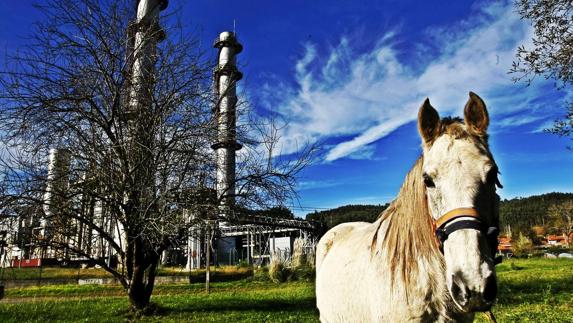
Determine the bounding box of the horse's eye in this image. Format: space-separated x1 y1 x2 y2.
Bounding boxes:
423 173 435 188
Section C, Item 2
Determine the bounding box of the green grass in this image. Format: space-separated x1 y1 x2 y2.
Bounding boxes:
1 258 572 322
475 258 573 322
0 281 317 323
4 279 277 299
0 267 113 281
0 265 252 281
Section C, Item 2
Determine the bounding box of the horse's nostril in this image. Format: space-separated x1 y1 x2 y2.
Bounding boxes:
451 275 471 307
483 275 497 303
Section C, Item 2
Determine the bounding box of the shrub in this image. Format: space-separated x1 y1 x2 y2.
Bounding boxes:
292 239 307 268
249 266 269 282
267 249 316 283
306 249 316 269
291 237 316 269
292 264 315 281
236 260 251 269
268 255 292 283
513 232 534 258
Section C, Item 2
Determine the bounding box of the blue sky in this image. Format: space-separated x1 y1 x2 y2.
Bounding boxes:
1 0 572 217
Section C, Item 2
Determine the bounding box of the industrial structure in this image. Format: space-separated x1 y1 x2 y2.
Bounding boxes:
184 31 321 269
0 12 320 269
40 148 71 259
212 31 243 215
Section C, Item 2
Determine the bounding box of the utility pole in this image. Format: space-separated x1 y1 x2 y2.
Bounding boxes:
206 220 211 294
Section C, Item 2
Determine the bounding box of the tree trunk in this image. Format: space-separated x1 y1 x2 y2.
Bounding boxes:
127 236 158 311
128 278 151 310
127 262 158 310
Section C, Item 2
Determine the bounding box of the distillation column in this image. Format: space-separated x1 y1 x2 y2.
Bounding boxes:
212 32 243 219
41 148 71 258
122 0 168 261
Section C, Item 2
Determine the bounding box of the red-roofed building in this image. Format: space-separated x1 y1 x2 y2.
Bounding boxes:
546 234 568 247
498 235 512 254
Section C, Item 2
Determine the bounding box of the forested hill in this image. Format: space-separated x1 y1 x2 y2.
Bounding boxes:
499 192 573 234
305 192 573 233
305 204 389 229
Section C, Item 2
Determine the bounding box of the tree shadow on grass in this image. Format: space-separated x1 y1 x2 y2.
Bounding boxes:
151 295 318 318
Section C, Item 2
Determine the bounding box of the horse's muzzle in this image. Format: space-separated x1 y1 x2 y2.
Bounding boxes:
450 272 497 312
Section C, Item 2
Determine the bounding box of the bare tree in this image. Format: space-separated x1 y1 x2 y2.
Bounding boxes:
0 0 313 311
511 0 573 148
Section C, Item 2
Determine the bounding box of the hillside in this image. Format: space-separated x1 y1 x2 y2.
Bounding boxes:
305 192 573 234
305 204 389 229
499 192 573 235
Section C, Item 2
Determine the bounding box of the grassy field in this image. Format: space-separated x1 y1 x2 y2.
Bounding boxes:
0 258 572 322
0 280 317 322
0 265 252 281
479 258 573 322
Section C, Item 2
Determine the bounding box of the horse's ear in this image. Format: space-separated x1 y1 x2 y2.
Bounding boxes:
418 98 441 145
464 92 489 135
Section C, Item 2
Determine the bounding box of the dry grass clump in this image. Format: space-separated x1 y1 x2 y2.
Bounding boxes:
269 238 316 283
268 253 292 283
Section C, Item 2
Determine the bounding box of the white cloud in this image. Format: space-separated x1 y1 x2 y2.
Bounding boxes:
265 1 561 161
531 120 555 133
297 179 340 191
345 144 388 161
496 114 547 129
339 195 396 205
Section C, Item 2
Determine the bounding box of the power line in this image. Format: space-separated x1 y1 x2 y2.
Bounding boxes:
287 206 331 210
285 204 388 211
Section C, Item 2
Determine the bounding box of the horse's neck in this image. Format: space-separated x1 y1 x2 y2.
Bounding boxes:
373 209 450 317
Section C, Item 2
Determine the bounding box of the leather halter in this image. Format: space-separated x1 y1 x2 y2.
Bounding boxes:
435 207 480 229
434 207 502 265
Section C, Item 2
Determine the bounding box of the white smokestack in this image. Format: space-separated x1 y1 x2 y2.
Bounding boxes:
212 31 243 218
128 0 168 115
41 148 71 240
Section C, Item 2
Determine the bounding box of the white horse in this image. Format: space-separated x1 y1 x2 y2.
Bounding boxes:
316 92 501 322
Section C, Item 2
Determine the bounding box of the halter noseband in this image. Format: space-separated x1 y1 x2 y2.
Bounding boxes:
434 207 502 265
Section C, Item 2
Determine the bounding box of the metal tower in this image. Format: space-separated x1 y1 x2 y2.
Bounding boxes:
212 31 243 217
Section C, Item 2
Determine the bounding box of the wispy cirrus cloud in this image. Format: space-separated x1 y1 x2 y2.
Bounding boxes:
497 115 546 128
264 1 565 161
531 120 556 133
297 179 341 191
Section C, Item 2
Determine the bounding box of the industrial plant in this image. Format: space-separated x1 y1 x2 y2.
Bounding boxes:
0 29 319 271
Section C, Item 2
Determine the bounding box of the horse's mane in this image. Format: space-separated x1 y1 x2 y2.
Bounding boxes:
371 118 481 300
374 157 443 287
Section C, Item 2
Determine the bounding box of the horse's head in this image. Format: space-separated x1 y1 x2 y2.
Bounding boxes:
417 92 500 313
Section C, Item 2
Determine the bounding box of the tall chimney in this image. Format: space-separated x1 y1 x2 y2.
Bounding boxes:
212 31 243 218
41 148 71 257
127 0 168 125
